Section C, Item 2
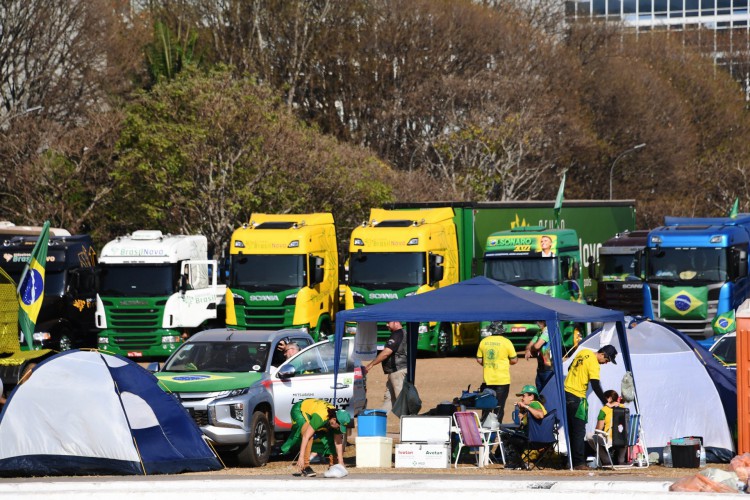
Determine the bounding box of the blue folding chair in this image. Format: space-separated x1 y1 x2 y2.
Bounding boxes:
521 409 559 470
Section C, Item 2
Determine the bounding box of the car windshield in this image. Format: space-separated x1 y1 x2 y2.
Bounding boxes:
484 256 558 286
99 264 179 296
349 252 425 289
647 247 727 283
164 341 271 372
230 254 305 291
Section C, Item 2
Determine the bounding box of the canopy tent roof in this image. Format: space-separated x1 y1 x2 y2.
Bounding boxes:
336 276 624 324
334 276 631 470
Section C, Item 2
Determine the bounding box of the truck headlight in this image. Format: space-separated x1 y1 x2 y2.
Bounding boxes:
32 332 51 341
161 335 181 344
345 325 358 335
418 325 428 334
98 336 109 345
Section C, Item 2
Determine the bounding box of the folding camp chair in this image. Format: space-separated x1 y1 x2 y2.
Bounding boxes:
594 412 648 469
452 411 497 468
520 408 559 470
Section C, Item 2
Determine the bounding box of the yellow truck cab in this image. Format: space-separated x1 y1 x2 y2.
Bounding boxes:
342 207 478 354
225 213 339 341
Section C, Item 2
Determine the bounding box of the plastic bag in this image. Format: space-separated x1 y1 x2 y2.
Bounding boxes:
620 371 636 403
392 380 422 418
701 468 739 490
730 452 750 482
323 464 348 478
669 474 737 493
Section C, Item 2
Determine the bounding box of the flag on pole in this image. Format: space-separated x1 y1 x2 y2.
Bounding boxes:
729 198 739 218
17 220 50 350
553 172 566 224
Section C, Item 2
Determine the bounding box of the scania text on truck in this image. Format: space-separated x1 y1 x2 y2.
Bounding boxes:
639 215 750 342
1 233 98 351
482 226 585 349
95 230 225 359
595 230 649 316
224 214 339 341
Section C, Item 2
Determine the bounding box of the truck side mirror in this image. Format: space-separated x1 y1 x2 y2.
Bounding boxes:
180 274 188 294
309 255 324 287
634 249 643 278
429 253 444 286
587 255 596 280
732 247 748 279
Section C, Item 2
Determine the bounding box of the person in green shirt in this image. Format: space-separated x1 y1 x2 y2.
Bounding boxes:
524 320 554 390
280 398 351 477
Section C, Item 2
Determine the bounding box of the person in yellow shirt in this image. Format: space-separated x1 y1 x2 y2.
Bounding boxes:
280 398 351 477
587 390 627 466
476 321 518 422
564 344 617 470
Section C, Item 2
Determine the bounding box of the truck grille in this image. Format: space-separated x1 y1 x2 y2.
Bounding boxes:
113 333 161 350
108 307 162 330
241 305 287 328
597 283 644 316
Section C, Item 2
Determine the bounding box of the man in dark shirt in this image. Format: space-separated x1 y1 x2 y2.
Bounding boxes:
363 320 408 414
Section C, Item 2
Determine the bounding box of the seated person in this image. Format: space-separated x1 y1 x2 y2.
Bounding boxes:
586 389 627 465
271 340 302 374
501 384 546 470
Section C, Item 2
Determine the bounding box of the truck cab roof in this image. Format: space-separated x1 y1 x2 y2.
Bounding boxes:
99 231 208 264
599 230 649 255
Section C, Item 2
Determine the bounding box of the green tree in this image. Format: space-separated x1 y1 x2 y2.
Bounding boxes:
110 67 393 255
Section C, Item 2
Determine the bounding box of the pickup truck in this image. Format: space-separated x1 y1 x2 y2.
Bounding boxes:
153 328 366 467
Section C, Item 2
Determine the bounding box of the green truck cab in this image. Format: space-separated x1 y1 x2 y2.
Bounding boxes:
483 226 585 349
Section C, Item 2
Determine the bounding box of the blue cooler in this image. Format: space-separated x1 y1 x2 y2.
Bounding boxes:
358 410 387 437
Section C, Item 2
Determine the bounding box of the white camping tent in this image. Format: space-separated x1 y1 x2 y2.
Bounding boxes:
0 350 222 476
566 318 736 462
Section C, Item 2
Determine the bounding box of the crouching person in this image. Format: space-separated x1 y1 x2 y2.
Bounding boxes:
280 398 350 477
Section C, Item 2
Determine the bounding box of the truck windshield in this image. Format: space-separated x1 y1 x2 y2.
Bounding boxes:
600 254 637 279
484 257 558 286
230 254 305 291
647 247 728 283
349 252 426 289
164 341 269 373
6 269 66 296
99 264 179 296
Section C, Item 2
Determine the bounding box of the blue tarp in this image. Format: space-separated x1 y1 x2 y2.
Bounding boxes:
333 276 633 470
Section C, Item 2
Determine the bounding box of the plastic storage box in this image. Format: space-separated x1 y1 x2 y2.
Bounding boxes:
355 436 393 468
358 409 387 437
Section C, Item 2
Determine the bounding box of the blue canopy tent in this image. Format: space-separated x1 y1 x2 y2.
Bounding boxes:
333 276 632 470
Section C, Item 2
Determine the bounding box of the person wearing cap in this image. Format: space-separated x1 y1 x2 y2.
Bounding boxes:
280 398 351 477
476 321 518 423
501 384 547 469
564 344 618 470
363 320 408 413
524 320 554 390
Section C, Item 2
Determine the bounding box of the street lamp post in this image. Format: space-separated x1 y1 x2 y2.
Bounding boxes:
609 143 646 200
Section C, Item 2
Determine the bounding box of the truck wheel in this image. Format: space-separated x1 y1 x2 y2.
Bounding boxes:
237 411 271 467
317 321 332 341
436 326 452 357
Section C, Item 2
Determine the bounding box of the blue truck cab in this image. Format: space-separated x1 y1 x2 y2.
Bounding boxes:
640 215 750 343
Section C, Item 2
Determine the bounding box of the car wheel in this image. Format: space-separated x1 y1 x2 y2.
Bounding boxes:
58 332 73 351
436 325 452 358
237 411 271 467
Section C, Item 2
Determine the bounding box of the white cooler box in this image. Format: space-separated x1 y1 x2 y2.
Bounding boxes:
355 436 393 468
394 443 451 469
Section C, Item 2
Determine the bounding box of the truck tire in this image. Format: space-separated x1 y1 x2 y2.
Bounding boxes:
317 320 332 341
237 411 271 467
436 325 453 357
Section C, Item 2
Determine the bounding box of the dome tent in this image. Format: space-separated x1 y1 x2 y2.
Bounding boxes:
0 350 222 476
570 317 736 463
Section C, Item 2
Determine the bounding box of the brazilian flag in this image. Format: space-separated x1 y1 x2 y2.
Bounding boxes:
660 285 708 320
17 221 50 350
712 310 736 335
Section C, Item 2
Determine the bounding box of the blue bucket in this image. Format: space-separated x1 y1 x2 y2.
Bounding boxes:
357 409 387 437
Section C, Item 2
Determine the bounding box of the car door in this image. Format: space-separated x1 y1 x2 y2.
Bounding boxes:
270 338 355 429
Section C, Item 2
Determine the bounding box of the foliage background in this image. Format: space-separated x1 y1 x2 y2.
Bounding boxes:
1 0 748 253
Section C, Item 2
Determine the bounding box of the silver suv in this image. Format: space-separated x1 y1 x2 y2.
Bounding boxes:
154 328 366 467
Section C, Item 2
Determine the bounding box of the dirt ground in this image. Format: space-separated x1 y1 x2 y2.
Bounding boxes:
203 353 720 479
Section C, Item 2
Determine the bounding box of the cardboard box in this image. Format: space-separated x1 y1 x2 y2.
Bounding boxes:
394 443 451 468
355 436 393 468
